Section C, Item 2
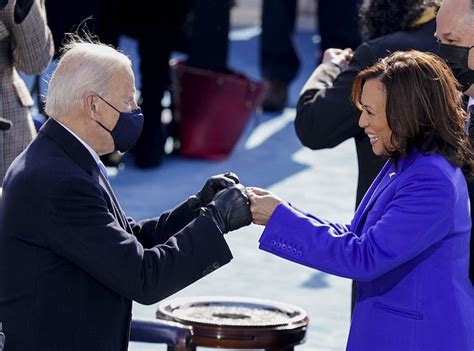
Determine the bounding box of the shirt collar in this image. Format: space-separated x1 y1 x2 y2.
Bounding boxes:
55 119 101 166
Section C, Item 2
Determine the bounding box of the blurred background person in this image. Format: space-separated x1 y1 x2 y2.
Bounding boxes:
436 0 474 284
0 0 53 182
259 0 362 111
46 0 118 57
296 0 439 208
125 0 231 168
249 50 474 350
45 0 232 169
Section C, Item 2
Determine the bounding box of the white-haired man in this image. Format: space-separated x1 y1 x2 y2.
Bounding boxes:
0 39 252 350
436 0 474 285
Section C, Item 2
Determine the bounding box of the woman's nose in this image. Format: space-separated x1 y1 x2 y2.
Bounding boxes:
358 112 368 128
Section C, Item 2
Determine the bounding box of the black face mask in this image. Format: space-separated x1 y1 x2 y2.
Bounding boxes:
94 94 144 152
438 42 474 93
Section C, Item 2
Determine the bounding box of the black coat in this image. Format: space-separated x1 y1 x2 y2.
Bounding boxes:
0 118 232 350
295 19 438 206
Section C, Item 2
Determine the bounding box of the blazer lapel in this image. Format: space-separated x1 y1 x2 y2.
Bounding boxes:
351 150 420 234
362 163 397 213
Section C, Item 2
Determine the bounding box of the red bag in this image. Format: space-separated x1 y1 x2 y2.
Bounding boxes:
171 60 267 160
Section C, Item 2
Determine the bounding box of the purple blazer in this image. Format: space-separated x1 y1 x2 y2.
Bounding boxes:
259 149 474 350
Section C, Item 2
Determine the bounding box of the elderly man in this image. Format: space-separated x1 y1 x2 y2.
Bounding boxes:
436 0 474 284
0 39 252 350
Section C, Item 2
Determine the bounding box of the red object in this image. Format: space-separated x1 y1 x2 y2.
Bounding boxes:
171 60 267 160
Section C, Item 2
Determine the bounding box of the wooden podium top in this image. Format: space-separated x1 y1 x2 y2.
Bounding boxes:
156 296 309 350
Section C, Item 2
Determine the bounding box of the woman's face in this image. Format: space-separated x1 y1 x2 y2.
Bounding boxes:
358 79 394 156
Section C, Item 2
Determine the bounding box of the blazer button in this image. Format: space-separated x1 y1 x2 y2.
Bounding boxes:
281 244 287 250
271 240 276 246
297 250 302 257
212 261 220 269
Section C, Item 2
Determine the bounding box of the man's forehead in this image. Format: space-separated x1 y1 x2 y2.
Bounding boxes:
437 0 474 41
439 0 472 17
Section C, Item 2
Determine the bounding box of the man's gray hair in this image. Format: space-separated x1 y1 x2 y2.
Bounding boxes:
45 38 131 117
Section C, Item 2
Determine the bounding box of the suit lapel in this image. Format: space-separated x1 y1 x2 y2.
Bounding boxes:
41 119 131 231
40 118 96 176
98 175 131 231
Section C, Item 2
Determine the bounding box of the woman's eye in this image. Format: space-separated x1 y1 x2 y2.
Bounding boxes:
363 107 373 116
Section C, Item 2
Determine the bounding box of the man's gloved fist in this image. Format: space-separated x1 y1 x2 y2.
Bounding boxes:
201 184 252 234
188 172 240 211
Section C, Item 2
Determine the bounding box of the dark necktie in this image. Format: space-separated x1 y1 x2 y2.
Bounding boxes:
97 162 129 230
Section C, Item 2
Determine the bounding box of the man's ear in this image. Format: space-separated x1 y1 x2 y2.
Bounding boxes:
83 92 98 116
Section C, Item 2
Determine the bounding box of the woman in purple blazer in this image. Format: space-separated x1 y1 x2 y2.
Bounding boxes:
248 51 474 350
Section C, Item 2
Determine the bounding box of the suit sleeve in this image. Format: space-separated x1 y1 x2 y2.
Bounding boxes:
11 0 53 74
294 43 375 149
46 176 232 305
259 165 456 281
127 200 198 249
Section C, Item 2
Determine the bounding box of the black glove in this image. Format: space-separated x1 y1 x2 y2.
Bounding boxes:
0 118 12 131
188 172 240 211
201 184 252 234
14 0 34 24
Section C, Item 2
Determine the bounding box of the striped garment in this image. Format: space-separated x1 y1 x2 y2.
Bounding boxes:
0 0 53 182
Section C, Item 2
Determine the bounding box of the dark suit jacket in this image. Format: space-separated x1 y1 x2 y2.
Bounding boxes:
0 118 233 351
295 19 437 206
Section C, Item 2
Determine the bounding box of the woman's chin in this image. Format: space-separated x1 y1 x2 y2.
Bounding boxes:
371 146 385 156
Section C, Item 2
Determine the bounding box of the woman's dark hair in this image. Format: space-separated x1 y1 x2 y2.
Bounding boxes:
359 0 439 40
352 50 474 179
